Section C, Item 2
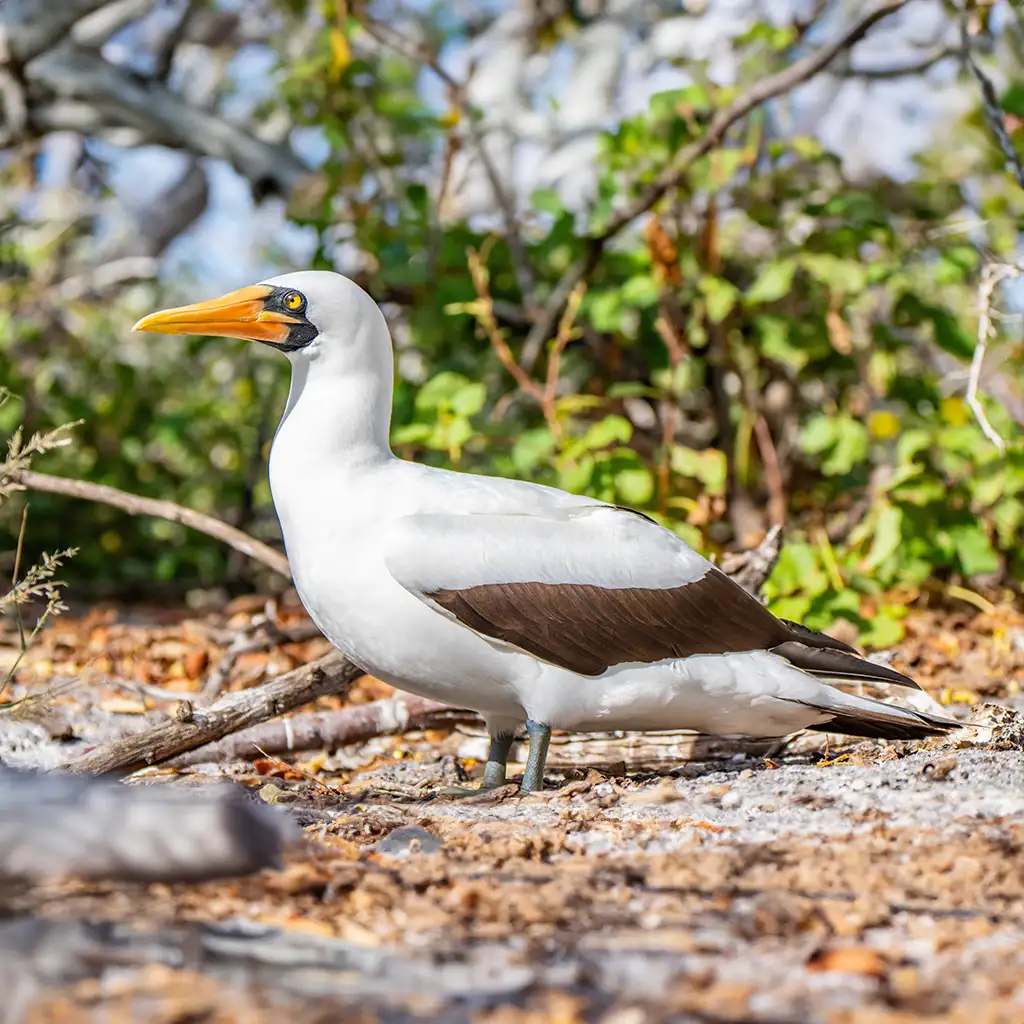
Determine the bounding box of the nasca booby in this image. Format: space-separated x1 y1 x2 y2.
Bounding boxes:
134 272 957 793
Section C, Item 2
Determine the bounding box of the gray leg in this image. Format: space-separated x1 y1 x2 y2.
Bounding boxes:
482 732 515 789
436 729 517 798
520 720 551 793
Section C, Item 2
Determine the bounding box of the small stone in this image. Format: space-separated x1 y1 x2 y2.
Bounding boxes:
372 825 443 855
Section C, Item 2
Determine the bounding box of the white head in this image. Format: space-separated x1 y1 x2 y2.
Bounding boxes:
133 270 397 458
134 270 389 366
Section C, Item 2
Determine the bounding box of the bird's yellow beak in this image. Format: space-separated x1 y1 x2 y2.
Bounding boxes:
132 284 301 345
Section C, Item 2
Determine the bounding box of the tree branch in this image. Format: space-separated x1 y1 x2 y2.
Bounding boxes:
5 469 290 578
837 44 957 79
23 43 308 196
62 652 360 774
520 0 911 372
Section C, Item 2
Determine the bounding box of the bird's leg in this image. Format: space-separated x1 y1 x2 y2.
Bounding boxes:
481 731 515 788
520 719 551 793
435 730 516 799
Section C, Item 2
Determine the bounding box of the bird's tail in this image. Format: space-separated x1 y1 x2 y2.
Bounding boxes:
782 687 958 741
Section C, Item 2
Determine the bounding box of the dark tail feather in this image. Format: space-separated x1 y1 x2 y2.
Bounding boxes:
772 641 921 690
784 698 958 741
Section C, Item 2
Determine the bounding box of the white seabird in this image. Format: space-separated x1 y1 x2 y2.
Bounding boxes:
134 271 957 793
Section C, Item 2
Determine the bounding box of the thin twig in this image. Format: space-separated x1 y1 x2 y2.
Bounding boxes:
961 19 1024 191
967 261 1021 452
520 0 911 373
358 12 537 313
541 283 587 419
5 468 290 577
753 415 786 527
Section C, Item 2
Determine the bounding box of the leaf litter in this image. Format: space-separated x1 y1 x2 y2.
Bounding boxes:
1 594 1024 1021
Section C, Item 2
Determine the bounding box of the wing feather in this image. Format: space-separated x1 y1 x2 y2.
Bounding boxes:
385 507 919 688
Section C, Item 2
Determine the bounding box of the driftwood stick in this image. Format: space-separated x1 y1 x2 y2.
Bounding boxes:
6 468 290 577
62 653 360 775
169 695 476 766
0 767 294 884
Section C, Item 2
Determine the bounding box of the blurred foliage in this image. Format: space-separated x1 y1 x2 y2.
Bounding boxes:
2 3 1024 643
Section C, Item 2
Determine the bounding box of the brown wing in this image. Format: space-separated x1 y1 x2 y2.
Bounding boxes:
429 567 920 688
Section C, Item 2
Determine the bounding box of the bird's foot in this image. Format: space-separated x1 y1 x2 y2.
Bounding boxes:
435 735 515 799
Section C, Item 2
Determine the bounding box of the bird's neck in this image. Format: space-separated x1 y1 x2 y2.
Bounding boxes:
271 356 395 478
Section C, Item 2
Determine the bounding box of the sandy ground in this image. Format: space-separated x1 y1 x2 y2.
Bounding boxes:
2 600 1024 1022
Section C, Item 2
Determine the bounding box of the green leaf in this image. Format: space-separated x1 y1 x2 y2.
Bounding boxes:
801 415 836 455
588 290 622 332
416 371 471 411
864 504 902 570
615 465 655 506
512 427 557 475
450 382 486 417
800 253 866 295
531 188 563 215
929 308 975 360
581 415 633 451
699 276 740 324
949 523 1000 577
621 275 660 308
1001 82 1024 117
745 259 796 305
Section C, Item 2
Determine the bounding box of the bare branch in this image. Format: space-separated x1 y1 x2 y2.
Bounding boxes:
520 0 912 373
62 652 361 774
967 261 1021 453
153 0 201 80
2 0 114 62
837 44 957 79
72 0 154 48
23 43 308 195
5 469 290 578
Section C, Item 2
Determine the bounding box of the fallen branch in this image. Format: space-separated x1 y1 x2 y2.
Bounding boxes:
5 468 290 577
62 652 359 774
169 694 473 766
520 0 910 372
0 766 294 884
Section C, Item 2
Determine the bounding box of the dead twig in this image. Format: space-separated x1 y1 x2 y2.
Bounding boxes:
467 247 584 440
169 694 476 766
753 415 786 527
61 652 360 775
967 261 1021 453
520 0 911 373
5 468 290 577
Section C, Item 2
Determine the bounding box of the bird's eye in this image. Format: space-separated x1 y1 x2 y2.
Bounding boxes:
283 291 305 311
